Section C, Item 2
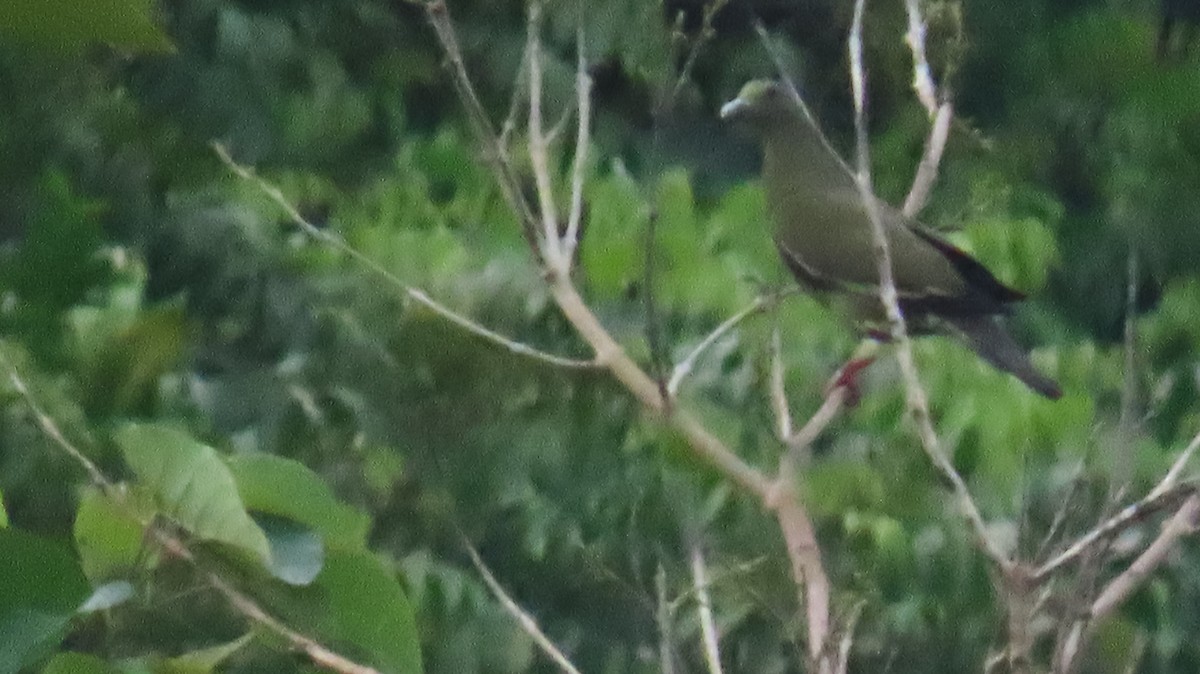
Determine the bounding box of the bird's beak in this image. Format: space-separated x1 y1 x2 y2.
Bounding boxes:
719 97 747 120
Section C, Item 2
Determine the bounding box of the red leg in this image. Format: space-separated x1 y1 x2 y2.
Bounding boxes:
826 356 876 406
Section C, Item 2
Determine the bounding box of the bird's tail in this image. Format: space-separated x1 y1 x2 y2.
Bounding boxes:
944 315 1062 400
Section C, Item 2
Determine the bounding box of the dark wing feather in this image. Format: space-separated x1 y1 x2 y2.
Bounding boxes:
909 227 1025 304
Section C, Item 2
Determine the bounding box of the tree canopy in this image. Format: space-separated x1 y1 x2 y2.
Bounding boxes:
3 1 1200 673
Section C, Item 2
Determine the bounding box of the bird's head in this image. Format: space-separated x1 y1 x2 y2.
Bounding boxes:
719 80 797 131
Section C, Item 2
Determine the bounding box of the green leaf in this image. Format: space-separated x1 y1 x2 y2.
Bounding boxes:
226 454 370 551
116 424 270 564
804 459 886 518
0 0 173 55
0 487 7 528
42 652 120 674
155 633 253 674
0 529 90 672
74 487 150 581
82 304 189 417
315 550 423 674
256 515 324 587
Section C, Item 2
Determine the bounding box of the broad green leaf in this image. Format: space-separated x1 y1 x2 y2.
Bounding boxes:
83 304 189 417
0 529 90 672
0 0 173 55
0 487 7 528
582 169 650 299
42 652 119 674
116 424 270 564
74 487 149 581
226 454 370 551
155 633 253 674
316 550 422 674
255 514 324 586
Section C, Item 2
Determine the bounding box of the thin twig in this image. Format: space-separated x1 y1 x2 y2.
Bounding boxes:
1090 494 1200 621
546 280 772 497
1115 248 1141 489
1035 476 1197 581
213 144 596 370
2 354 106 488
664 0 732 108
764 346 853 674
785 339 879 462
788 392 848 462
690 545 726 674
847 0 1009 570
526 0 565 268
499 43 531 148
769 327 795 441
1037 423 1200 580
563 3 591 264
546 97 579 146
644 210 671 405
902 0 939 116
835 600 867 674
898 0 955 217
2 357 382 674
425 1 540 251
669 294 777 397
752 20 850 167
900 101 953 218
462 538 584 674
657 563 678 674
1034 458 1086 562
1153 426 1200 499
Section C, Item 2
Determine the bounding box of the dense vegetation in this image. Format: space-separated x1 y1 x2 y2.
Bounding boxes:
4 0 1200 672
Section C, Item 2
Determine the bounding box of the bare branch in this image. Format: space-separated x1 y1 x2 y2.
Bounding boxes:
547 280 772 497
1153 426 1200 499
769 327 795 441
644 210 671 404
425 1 541 251
752 20 854 170
563 5 592 263
848 0 1009 571
657 563 678 674
499 43 531 148
213 144 596 370
772 488 833 674
462 538 585 674
690 545 726 674
1037 424 1200 581
835 600 867 674
788 391 848 462
431 1 773 500
526 0 565 268
670 295 777 397
900 101 953 218
902 0 939 116
1090 494 1200 621
1 352 106 488
664 0 732 108
1113 249 1141 489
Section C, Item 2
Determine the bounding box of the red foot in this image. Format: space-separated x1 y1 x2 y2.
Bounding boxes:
826 357 876 407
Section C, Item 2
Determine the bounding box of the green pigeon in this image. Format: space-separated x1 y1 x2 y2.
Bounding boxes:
721 80 1061 399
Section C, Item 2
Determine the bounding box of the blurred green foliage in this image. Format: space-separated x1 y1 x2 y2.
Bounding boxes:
3 0 1200 673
